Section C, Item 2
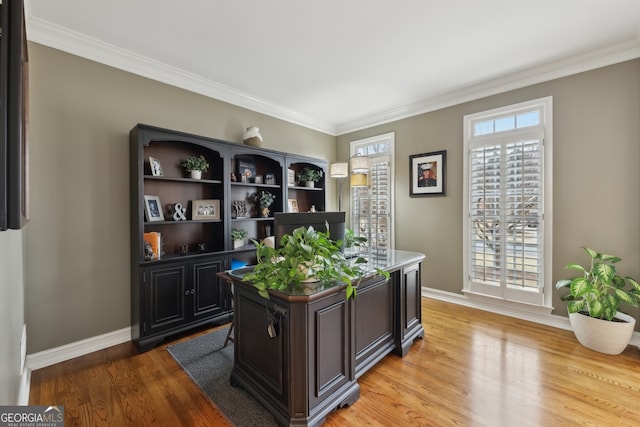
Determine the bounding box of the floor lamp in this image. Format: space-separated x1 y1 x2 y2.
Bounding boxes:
330 155 370 212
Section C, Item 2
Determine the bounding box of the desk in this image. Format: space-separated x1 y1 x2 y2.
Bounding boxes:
218 250 425 426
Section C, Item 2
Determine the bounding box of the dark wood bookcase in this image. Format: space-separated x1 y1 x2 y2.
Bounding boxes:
129 124 326 352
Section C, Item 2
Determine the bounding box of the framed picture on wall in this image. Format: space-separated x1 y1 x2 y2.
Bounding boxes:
409 150 446 197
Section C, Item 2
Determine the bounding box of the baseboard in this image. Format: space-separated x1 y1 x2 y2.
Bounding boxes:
421 287 640 348
26 327 131 371
17 367 31 405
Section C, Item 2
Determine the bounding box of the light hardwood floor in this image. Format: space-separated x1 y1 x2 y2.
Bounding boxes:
29 298 640 426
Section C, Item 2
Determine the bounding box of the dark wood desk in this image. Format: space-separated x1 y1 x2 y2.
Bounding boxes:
219 250 425 426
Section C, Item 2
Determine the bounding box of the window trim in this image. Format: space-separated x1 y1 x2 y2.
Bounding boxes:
463 97 553 309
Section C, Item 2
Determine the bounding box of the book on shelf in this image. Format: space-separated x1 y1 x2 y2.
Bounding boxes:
143 232 162 260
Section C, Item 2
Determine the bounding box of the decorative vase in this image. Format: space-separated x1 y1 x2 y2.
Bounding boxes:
569 311 635 355
260 207 270 218
243 126 263 147
305 181 315 188
190 170 202 180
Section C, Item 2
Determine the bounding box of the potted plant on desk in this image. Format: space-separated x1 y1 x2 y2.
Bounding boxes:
243 225 387 300
556 246 640 354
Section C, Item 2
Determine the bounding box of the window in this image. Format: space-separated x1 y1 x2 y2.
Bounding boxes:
463 98 552 308
350 133 395 263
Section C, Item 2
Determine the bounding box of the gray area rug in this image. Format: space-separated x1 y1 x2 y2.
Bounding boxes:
167 327 277 427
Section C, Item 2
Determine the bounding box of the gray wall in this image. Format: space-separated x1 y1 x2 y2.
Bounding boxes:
0 230 25 404
25 43 336 353
338 59 640 322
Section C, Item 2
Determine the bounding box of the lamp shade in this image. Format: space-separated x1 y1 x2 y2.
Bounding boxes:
350 156 370 173
330 162 349 178
350 173 368 187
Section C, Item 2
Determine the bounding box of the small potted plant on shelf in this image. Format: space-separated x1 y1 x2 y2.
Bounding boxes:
253 191 275 217
243 225 388 300
231 228 248 249
181 155 209 179
298 167 323 188
555 246 640 354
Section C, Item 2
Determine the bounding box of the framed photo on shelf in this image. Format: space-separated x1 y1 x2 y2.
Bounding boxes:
236 158 257 183
192 199 220 220
265 173 276 185
288 199 299 213
144 195 165 221
148 157 163 176
409 150 446 197
287 169 296 187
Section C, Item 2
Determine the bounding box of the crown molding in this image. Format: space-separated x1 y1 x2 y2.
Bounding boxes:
25 14 338 135
25 8 640 138
335 38 640 135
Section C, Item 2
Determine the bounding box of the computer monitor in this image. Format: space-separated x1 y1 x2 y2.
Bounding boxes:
273 212 346 249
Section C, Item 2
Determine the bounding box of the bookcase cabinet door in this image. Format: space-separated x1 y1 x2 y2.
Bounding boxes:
144 262 188 336
191 255 229 322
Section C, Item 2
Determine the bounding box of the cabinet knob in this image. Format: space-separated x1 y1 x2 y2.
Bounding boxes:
191 289 195 295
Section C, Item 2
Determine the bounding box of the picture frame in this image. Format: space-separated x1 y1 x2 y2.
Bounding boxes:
148 156 163 176
192 199 220 220
288 199 299 213
409 150 446 197
287 169 296 187
236 158 257 183
144 195 165 221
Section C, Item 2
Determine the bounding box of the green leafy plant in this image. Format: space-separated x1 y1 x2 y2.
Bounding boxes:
252 190 275 209
181 155 209 172
556 247 640 321
231 229 248 241
243 225 388 300
298 167 324 183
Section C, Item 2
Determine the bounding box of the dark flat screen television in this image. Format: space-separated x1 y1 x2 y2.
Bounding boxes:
273 212 346 249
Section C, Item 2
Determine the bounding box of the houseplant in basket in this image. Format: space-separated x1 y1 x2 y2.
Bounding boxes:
181 155 209 179
252 190 275 217
243 225 387 300
298 167 323 188
555 246 640 354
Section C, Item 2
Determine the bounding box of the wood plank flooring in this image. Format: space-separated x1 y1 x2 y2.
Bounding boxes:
29 298 640 426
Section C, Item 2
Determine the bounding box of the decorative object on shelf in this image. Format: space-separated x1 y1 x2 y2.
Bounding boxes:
243 126 263 147
287 199 299 213
254 175 263 184
182 155 210 180
192 199 220 220
287 169 296 187
179 243 189 256
556 246 639 354
232 228 248 249
409 150 446 197
243 225 388 300
253 191 275 218
148 156 163 176
143 231 162 260
170 203 187 221
330 154 371 210
144 195 164 222
309 205 316 213
298 167 323 188
197 243 206 252
237 157 257 183
232 200 247 218
264 224 272 237
265 173 276 185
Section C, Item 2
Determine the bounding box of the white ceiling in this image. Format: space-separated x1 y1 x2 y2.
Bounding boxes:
25 0 640 135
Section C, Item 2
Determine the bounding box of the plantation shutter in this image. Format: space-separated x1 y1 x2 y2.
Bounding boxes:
469 130 544 300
